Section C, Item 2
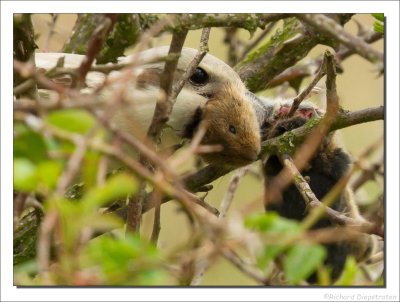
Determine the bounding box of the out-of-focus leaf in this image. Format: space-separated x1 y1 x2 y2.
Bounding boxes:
54 198 83 251
81 173 138 211
371 13 384 22
14 124 48 163
36 160 63 191
245 212 300 234
80 233 165 285
14 158 37 191
371 14 384 34
373 22 384 34
257 245 285 269
284 244 326 284
51 174 136 251
46 109 95 134
83 151 101 189
85 213 123 232
14 260 38 275
246 212 302 269
334 256 357 286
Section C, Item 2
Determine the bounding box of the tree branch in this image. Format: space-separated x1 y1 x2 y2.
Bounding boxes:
146 27 188 141
281 154 376 232
295 14 383 67
234 14 353 92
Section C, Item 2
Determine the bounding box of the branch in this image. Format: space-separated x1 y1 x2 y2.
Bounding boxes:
146 27 188 141
75 14 118 88
218 167 247 218
234 14 353 92
170 27 211 101
167 13 286 33
261 106 384 157
238 21 277 63
63 14 139 64
220 247 268 285
281 154 375 231
180 105 383 196
266 28 382 90
288 53 327 117
295 14 383 67
13 14 38 97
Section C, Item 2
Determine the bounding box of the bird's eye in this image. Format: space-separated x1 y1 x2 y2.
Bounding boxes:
189 67 209 86
229 125 236 134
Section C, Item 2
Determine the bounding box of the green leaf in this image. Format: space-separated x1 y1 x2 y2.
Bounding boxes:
82 151 101 188
46 109 95 134
334 256 357 286
14 124 48 163
257 245 285 269
245 212 300 234
36 160 63 191
246 213 302 269
81 173 138 211
81 233 165 285
373 21 384 34
371 13 384 22
14 158 37 191
371 14 384 34
284 244 326 284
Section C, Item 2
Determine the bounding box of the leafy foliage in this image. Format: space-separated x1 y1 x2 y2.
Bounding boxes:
371 13 384 34
245 212 327 283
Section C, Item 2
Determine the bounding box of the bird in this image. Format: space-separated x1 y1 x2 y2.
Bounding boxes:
35 47 261 168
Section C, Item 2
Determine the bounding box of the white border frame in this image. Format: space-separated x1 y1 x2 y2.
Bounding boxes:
2 1 399 301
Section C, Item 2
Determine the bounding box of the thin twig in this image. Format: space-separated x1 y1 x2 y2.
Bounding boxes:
146 27 188 142
96 155 109 186
75 14 118 88
43 14 59 52
288 59 327 117
264 51 340 206
181 105 383 198
13 192 28 229
238 21 277 62
280 154 321 207
351 155 384 191
220 247 268 285
219 167 248 218
55 130 92 196
266 28 383 89
170 27 211 101
281 154 374 231
37 210 58 272
20 112 225 233
295 14 383 66
224 27 241 66
150 186 163 244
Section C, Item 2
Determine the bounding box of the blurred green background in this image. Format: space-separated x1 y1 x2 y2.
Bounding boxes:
31 14 383 285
